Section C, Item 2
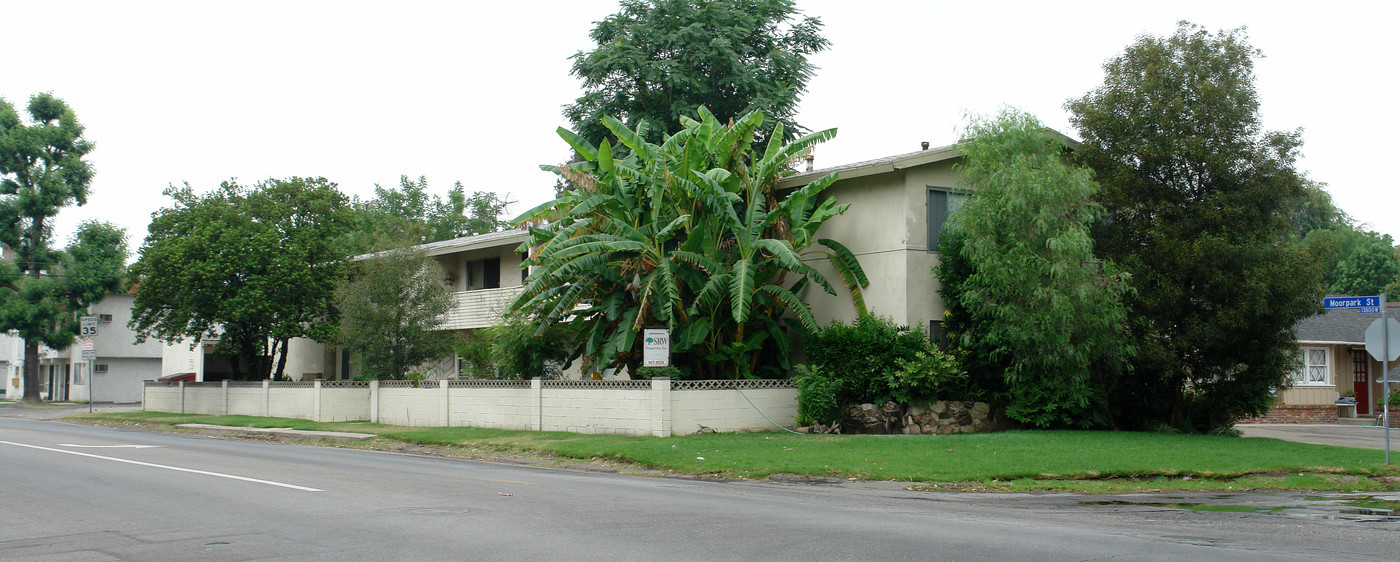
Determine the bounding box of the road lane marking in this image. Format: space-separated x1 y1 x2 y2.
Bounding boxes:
0 441 323 492
60 444 161 449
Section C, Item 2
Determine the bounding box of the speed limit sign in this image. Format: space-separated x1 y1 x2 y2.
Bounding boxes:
80 315 99 337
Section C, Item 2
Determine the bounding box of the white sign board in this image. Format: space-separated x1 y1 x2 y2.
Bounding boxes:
1366 318 1400 362
81 337 96 361
642 328 670 367
80 315 99 337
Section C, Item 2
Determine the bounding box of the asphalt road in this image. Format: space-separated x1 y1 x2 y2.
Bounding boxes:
3 417 1399 560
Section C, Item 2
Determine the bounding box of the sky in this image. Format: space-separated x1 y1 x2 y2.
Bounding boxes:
4 1 1397 258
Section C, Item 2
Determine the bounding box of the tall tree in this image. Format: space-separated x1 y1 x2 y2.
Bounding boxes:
1068 23 1325 431
0 93 126 402
513 107 866 379
943 109 1132 428
131 178 353 380
343 176 512 254
564 0 828 147
333 247 454 380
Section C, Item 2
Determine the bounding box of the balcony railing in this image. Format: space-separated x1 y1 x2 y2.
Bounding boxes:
439 286 524 330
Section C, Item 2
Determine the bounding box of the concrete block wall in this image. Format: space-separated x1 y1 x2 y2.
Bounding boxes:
144 379 798 437
672 388 796 435
448 386 536 430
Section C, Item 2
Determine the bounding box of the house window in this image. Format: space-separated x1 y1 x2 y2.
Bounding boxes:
929 320 949 350
98 313 114 323
1292 347 1330 386
464 258 502 290
928 188 967 251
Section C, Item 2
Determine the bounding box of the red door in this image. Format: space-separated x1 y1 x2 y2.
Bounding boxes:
1353 350 1371 415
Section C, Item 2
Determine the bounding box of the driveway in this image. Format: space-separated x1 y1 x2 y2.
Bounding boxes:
0 401 143 421
1238 423 1397 450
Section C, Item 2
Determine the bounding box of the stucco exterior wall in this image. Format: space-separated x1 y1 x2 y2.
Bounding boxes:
797 156 961 333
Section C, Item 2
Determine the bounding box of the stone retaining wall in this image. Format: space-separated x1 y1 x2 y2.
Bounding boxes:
841 400 1008 434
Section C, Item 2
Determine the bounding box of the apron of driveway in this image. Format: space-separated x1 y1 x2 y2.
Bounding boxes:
1238 423 1396 450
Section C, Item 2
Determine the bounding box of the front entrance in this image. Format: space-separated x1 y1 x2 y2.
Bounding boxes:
1353 350 1371 415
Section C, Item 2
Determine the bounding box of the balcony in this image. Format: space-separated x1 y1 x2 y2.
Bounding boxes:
439 286 525 330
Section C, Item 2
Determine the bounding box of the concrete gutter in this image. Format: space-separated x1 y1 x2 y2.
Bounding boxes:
177 423 376 441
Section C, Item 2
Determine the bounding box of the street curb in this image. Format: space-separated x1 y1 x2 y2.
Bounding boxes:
176 423 376 441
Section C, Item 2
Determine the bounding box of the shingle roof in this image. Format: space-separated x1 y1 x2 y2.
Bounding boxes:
1296 302 1400 344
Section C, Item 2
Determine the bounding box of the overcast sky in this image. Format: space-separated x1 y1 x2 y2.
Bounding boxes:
5 1 1396 257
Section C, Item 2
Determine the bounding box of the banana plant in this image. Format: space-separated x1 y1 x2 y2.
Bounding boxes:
511 107 867 379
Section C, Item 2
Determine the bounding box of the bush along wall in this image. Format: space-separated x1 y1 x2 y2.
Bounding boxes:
800 315 1005 434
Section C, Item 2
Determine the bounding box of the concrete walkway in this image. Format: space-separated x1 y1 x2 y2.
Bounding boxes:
1238 423 1398 450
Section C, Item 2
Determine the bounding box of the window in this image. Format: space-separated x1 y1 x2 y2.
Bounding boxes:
98 313 114 322
94 364 109 373
929 320 949 350
1292 347 1329 386
928 188 967 251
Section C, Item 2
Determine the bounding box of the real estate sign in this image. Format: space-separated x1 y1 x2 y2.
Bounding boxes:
642 328 670 367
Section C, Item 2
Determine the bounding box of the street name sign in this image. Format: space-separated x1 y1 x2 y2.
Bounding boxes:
1324 296 1381 314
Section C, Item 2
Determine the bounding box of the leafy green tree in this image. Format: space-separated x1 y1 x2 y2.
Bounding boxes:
1067 23 1325 431
334 247 454 380
565 0 829 147
131 178 353 380
1327 231 1400 298
343 176 512 254
512 107 867 379
0 93 126 402
944 109 1132 428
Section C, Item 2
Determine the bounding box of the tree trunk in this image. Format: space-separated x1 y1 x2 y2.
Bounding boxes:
22 341 42 403
272 337 289 380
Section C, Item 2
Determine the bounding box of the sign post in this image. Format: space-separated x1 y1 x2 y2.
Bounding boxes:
1334 296 1391 463
80 316 98 413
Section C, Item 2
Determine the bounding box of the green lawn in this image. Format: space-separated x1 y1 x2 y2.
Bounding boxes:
73 411 1400 493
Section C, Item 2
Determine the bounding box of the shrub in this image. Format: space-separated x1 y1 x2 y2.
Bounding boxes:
886 349 964 404
634 366 683 380
805 314 930 405
793 364 841 425
480 316 575 380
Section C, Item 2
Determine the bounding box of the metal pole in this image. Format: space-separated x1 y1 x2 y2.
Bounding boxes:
1384 293 1391 464
88 358 94 414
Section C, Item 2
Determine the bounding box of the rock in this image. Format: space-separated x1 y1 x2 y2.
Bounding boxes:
908 402 928 417
930 401 947 415
843 403 885 434
954 409 973 426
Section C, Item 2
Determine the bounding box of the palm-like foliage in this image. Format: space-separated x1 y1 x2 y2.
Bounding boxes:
511 108 866 379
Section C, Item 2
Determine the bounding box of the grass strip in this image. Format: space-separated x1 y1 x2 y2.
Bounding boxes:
73 411 1400 491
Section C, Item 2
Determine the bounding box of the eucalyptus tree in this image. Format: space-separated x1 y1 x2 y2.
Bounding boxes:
0 93 126 402
512 108 866 379
944 109 1132 428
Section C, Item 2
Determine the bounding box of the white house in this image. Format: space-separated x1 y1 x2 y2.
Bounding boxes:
4 292 162 403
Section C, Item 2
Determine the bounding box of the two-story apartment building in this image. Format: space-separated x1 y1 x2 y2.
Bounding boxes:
3 292 163 403
162 229 533 382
